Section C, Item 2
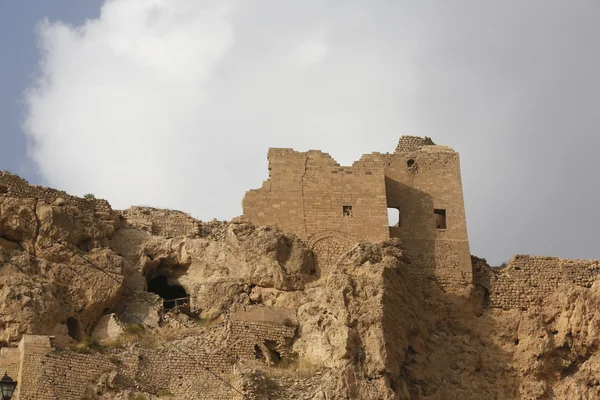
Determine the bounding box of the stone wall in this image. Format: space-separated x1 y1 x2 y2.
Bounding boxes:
9 335 239 400
119 206 200 238
17 344 115 399
243 148 390 277
242 137 472 289
474 255 600 310
0 346 20 379
0 172 113 216
394 135 435 152
229 306 297 362
119 206 230 241
121 346 238 400
5 306 299 399
384 141 472 290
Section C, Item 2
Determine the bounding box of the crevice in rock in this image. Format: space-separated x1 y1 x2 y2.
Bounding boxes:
32 199 40 257
301 154 309 237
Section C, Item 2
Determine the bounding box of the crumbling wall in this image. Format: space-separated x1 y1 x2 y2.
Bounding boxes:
242 137 472 289
474 255 600 310
15 335 113 400
243 149 389 275
118 206 230 241
228 306 297 361
119 206 200 238
394 135 435 152
385 142 472 290
12 335 242 400
124 347 237 400
11 306 298 400
0 172 113 216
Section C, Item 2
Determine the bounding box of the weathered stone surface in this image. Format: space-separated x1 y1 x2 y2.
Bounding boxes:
243 136 472 291
130 221 315 319
92 313 124 342
0 195 124 346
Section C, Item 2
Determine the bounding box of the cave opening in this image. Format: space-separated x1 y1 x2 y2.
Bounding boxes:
147 275 189 311
254 344 264 361
254 341 282 365
66 317 83 341
264 340 281 365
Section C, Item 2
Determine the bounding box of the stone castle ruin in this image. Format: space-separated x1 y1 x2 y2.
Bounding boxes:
243 136 472 289
2 136 600 399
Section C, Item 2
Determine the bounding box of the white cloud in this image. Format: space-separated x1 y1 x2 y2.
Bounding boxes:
23 0 423 219
22 0 600 264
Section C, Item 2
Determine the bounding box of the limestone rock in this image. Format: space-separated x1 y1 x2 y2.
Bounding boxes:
92 313 124 342
0 196 124 345
132 221 315 319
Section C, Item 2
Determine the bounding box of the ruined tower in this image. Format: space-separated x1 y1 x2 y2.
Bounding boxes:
243 136 472 289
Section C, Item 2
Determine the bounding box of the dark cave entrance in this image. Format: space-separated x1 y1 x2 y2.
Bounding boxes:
254 344 264 360
147 275 189 311
254 342 282 365
66 317 83 341
264 340 281 364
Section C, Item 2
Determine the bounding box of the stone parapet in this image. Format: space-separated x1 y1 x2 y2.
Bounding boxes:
474 255 600 309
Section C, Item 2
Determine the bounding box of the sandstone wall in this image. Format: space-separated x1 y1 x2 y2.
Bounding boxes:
385 141 472 290
474 255 600 309
229 305 297 363
10 335 239 400
394 135 435 152
242 137 472 289
119 206 200 238
17 342 114 400
243 149 389 275
7 306 298 400
0 172 113 215
123 346 238 400
0 347 20 379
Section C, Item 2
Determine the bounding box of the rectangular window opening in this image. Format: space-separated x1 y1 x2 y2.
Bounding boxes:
387 207 401 227
434 209 447 229
343 205 353 217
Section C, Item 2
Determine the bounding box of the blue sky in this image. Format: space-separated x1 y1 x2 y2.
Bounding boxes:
1 0 600 265
0 0 102 181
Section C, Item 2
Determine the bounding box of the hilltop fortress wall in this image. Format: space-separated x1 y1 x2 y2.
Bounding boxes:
1 306 298 399
0 172 113 215
474 255 600 309
243 136 472 289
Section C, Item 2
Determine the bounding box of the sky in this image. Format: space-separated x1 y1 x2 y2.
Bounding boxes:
1 0 599 265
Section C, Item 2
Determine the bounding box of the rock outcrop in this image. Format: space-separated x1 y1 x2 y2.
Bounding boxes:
0 196 123 345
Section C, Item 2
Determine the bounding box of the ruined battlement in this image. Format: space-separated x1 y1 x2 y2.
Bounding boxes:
394 135 436 152
118 206 200 238
474 255 600 310
0 171 113 216
243 136 472 289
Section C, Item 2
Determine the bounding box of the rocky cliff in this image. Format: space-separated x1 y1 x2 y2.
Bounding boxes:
1 174 599 399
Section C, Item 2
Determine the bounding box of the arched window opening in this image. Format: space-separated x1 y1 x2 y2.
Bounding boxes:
66 317 83 341
147 275 189 311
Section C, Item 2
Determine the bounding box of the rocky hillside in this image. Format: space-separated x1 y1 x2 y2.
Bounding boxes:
1 174 599 399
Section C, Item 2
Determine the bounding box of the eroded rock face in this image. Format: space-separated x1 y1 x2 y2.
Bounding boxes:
0 196 124 345
129 222 315 320
511 283 600 399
